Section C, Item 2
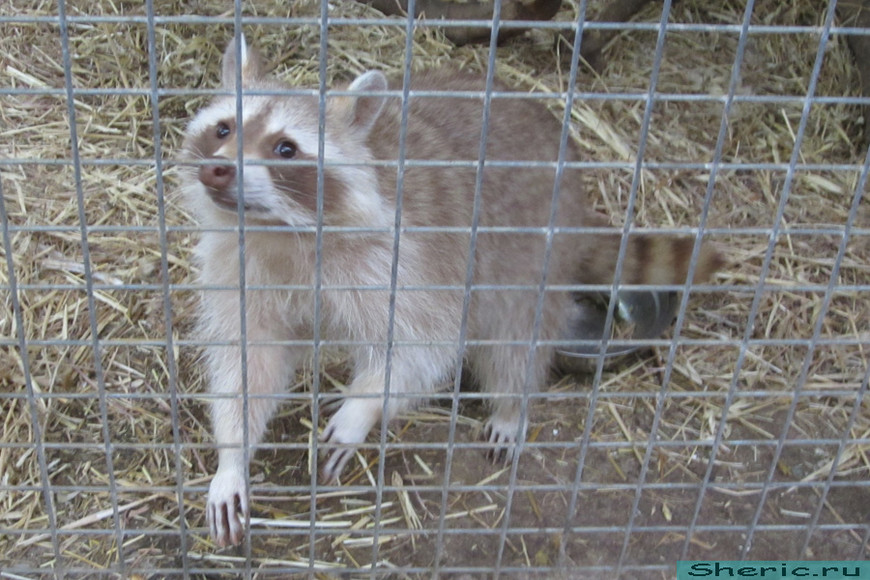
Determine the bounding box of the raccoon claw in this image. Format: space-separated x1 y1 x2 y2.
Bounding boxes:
207 468 249 548
319 419 356 482
484 415 526 464
321 446 356 483
319 399 380 482
319 397 343 415
484 421 515 464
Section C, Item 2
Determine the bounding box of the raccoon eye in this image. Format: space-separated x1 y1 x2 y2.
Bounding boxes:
216 122 231 139
275 140 297 159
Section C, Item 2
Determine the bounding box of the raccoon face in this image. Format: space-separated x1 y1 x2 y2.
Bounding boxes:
182 36 391 229
184 97 336 225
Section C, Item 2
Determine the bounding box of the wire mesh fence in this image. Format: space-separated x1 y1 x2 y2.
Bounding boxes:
1 0 868 577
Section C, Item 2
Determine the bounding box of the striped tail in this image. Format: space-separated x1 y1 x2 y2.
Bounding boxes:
577 233 723 286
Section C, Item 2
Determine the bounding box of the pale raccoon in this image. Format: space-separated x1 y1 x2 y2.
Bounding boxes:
180 37 722 546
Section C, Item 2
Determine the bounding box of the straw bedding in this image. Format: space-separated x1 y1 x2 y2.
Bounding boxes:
1 0 867 575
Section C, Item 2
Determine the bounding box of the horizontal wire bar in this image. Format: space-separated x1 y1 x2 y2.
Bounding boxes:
3 155 868 173
3 12 870 35
3 437 868 456
2 84 870 106
2 521 864 541
0 336 866 349
2 282 868 294
2 388 866 403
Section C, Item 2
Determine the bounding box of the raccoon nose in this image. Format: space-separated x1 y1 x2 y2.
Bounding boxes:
199 160 236 191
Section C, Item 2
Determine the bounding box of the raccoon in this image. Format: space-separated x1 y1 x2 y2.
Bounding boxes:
180 37 721 546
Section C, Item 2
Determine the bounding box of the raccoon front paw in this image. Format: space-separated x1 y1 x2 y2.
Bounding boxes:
207 467 249 548
484 413 528 464
320 398 380 482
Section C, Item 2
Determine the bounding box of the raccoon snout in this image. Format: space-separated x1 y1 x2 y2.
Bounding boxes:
199 160 236 192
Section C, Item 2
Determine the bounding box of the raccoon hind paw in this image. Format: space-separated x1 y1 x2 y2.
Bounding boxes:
483 413 528 464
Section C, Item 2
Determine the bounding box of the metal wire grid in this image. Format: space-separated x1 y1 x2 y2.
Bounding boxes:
1 0 869 577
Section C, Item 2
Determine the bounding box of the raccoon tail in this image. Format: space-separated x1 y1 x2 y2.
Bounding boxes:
577 232 724 287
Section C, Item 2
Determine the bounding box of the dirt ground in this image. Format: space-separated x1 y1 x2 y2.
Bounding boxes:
129 345 865 577
230 361 868 578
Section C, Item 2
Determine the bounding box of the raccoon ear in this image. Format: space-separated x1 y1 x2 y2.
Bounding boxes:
221 34 264 89
340 70 389 135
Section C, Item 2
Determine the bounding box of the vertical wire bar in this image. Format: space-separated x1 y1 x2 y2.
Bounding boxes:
144 0 190 574
605 0 682 573
369 0 418 572
789 88 870 560
492 1 588 576
735 0 839 557
859 523 870 558
308 0 330 574
668 0 756 560
56 0 127 573
553 0 673 573
230 2 252 575
430 1 503 574
797 134 870 558
0 174 64 576
801 351 869 554
589 5 673 389
561 14 671 577
559 0 670 567
554 12 617 566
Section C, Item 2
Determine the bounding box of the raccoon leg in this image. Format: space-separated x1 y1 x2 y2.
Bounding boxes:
320 368 390 482
320 347 450 481
203 302 299 547
472 341 551 463
471 290 568 462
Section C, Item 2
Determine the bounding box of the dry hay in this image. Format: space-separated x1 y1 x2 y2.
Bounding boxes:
1 0 868 576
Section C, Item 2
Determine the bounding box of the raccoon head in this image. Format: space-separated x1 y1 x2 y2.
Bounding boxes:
181 35 391 228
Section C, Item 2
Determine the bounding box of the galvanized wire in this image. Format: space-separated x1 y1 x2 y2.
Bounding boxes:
2 0 868 576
